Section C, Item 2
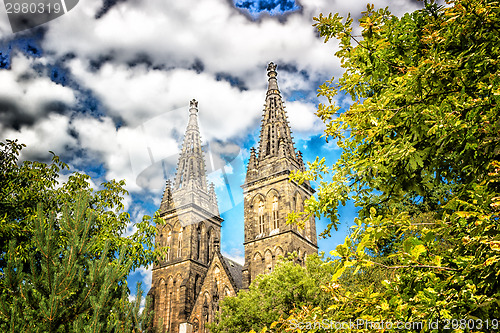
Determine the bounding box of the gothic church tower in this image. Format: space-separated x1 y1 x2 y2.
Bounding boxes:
241 63 318 288
149 99 222 333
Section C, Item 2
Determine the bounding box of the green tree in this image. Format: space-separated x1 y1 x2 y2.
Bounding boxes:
0 140 163 331
209 254 334 333
0 140 161 272
279 0 500 331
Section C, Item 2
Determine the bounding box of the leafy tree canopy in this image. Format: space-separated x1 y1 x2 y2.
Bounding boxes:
279 0 500 330
209 254 334 333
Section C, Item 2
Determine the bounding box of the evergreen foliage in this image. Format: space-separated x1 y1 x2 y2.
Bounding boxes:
0 140 161 331
0 194 156 331
0 139 163 273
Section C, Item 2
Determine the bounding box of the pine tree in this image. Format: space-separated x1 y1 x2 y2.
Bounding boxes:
0 193 142 332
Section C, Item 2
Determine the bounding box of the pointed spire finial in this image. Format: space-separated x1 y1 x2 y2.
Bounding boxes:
174 99 207 192
189 99 198 115
209 182 219 215
160 179 174 212
190 99 198 109
267 62 277 75
267 62 279 92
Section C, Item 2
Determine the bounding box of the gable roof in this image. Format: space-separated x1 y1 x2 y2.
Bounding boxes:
221 256 243 291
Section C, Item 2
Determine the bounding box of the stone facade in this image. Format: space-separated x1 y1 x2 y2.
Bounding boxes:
241 62 317 288
149 63 318 333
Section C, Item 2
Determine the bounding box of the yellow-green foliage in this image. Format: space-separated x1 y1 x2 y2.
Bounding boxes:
279 1 500 331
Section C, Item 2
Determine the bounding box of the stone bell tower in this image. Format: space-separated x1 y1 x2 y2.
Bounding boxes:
241 62 318 288
149 99 222 333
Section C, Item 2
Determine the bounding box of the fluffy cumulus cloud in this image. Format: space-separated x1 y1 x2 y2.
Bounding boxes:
42 0 336 77
67 59 265 138
1 0 429 175
0 54 77 160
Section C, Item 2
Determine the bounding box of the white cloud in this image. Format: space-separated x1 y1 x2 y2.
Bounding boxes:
222 248 244 265
0 54 76 156
42 0 339 83
286 100 322 133
1 113 77 162
70 114 179 192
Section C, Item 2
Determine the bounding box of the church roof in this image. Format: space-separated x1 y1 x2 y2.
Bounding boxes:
221 256 244 291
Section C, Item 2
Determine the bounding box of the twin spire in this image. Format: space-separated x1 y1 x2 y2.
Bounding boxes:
250 62 303 177
173 99 207 192
160 99 218 215
256 62 298 162
161 62 303 212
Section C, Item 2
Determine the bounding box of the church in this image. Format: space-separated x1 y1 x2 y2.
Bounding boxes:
148 63 318 333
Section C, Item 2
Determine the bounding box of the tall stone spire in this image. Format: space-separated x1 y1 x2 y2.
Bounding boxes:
152 99 224 333
257 62 297 162
241 62 318 290
174 99 208 192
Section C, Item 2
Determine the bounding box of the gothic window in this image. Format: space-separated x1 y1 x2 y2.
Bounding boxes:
196 226 201 260
166 229 172 261
158 279 166 322
272 196 279 230
194 274 201 297
295 194 302 212
206 231 211 263
177 228 183 258
258 201 265 234
202 294 210 333
166 277 174 331
266 130 271 155
265 249 273 273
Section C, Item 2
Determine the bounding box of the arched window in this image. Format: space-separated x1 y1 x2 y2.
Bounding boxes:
196 226 201 260
266 130 271 155
158 279 166 324
166 229 172 261
194 274 201 297
206 230 211 263
177 228 183 258
295 194 302 212
258 201 265 234
272 196 279 230
265 249 273 273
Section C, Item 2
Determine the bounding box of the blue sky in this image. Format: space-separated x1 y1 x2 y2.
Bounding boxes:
0 0 428 297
